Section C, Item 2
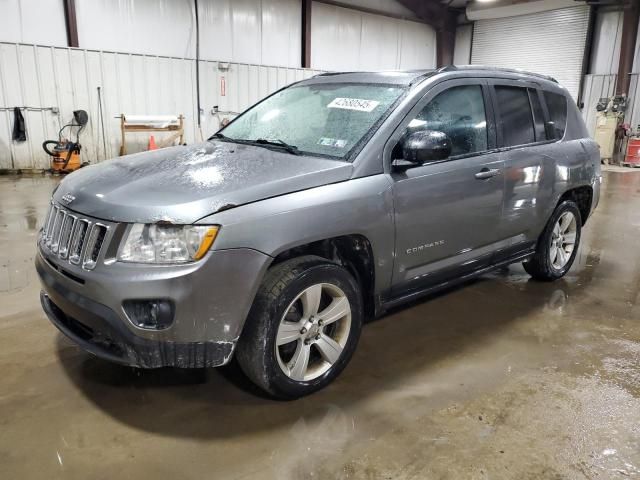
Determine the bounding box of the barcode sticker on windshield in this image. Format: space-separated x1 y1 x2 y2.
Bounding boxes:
318 137 348 148
327 98 380 112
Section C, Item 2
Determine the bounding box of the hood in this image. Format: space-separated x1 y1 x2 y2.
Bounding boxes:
53 141 353 223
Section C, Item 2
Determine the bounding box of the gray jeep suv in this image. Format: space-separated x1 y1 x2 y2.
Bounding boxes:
37 66 601 398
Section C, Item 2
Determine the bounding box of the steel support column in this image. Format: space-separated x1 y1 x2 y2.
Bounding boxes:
63 0 79 48
301 0 312 68
616 0 640 97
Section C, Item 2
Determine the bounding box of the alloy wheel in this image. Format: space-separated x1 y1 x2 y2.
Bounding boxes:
550 211 577 270
275 283 352 381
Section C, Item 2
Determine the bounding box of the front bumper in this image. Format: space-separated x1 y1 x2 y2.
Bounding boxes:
36 243 271 368
40 291 232 368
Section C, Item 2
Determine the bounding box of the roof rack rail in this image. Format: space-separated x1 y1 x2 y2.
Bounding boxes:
315 71 359 77
436 65 558 84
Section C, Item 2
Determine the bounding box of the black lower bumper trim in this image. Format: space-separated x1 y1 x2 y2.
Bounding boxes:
41 291 233 369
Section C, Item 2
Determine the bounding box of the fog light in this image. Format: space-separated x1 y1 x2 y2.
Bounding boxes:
123 299 174 330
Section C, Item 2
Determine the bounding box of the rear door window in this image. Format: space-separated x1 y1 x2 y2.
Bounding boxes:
495 86 535 147
529 89 547 141
544 91 568 139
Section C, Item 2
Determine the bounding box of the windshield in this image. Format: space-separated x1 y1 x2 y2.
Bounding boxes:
218 83 405 159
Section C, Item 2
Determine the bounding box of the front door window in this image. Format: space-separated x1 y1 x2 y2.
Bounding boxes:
408 85 488 158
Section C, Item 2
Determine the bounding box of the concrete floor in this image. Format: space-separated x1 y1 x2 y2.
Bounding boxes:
1 171 640 480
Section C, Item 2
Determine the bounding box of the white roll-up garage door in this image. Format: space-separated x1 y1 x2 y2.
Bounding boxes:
471 6 591 100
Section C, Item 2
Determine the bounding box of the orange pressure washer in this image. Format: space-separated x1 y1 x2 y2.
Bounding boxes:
42 110 89 173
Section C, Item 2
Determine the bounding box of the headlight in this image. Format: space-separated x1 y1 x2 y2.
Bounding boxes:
118 224 219 264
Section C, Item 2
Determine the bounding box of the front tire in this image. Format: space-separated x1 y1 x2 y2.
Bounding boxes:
236 256 363 399
523 200 582 281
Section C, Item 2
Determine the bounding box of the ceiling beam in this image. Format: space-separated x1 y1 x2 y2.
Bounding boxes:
395 0 457 30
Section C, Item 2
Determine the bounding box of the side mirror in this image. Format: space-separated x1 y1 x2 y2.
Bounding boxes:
401 130 452 165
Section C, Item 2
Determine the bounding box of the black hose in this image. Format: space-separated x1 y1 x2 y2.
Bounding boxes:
58 122 73 141
42 140 60 157
62 144 74 169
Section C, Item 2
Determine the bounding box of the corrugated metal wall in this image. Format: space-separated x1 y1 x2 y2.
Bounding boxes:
74 0 302 67
581 74 618 136
590 8 623 75
625 75 640 131
0 42 322 170
581 73 640 137
310 2 436 71
0 0 68 46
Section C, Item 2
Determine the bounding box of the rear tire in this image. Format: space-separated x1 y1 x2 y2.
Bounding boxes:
523 200 582 281
236 256 363 399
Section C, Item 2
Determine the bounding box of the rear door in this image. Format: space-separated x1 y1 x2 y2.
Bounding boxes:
490 80 558 252
387 78 505 295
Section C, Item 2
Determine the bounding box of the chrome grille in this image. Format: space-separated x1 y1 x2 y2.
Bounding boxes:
44 205 58 246
58 214 76 259
40 202 109 270
42 204 54 238
69 220 89 265
82 224 107 270
50 209 66 253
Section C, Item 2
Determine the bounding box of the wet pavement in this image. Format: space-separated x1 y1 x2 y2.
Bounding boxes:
1 171 639 479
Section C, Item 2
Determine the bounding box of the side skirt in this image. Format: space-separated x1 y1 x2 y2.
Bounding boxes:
379 249 535 312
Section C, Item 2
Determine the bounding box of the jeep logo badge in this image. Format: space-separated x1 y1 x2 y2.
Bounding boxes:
61 193 75 205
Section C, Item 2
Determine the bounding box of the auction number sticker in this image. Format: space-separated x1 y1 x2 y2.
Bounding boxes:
327 97 380 112
318 137 348 148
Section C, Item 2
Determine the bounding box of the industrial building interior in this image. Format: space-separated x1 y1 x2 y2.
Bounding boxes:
2 0 640 478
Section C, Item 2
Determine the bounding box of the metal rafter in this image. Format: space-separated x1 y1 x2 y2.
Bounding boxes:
395 0 458 30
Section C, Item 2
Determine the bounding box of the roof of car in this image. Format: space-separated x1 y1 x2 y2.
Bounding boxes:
302 66 559 88
303 70 434 86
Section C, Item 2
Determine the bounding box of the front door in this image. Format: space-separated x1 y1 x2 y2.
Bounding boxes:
388 79 505 295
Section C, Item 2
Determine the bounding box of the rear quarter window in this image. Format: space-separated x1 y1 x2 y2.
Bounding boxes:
544 91 568 139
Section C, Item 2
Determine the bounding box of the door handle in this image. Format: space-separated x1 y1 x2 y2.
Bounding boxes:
475 168 501 180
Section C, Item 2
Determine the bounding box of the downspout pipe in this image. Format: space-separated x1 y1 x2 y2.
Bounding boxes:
194 0 202 130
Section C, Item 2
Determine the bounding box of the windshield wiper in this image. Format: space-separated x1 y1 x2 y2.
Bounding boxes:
252 138 301 155
210 132 231 141
210 134 301 155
